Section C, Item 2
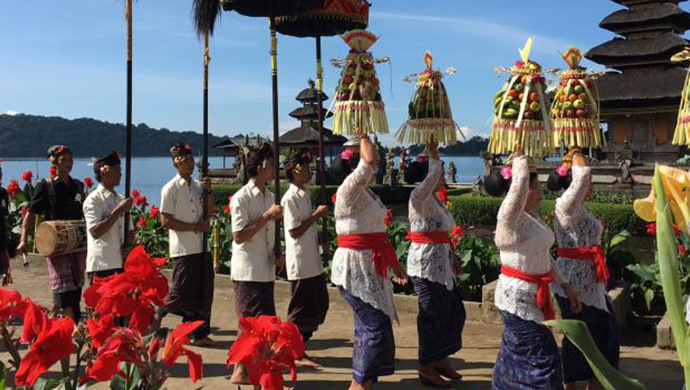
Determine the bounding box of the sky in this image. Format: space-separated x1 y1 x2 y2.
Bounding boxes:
0 0 627 145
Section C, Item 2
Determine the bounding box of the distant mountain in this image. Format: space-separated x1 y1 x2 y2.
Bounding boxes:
0 114 228 157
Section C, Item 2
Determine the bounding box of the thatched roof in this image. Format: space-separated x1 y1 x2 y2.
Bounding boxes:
601 3 690 33
289 105 333 120
594 67 686 108
296 81 329 102
586 32 688 67
279 125 346 147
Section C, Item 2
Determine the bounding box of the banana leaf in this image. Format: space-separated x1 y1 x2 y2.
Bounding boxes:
652 165 690 385
544 319 647 390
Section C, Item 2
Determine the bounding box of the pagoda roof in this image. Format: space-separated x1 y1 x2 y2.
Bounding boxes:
296 86 329 103
289 105 333 120
611 0 686 6
594 66 686 109
586 32 688 68
279 125 347 147
601 3 690 33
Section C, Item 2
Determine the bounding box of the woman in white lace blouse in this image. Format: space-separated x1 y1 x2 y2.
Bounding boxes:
546 150 619 390
406 142 465 388
485 149 581 390
331 134 407 390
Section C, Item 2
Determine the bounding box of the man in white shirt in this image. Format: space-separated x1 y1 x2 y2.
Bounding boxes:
229 143 283 384
155 143 215 346
282 151 330 367
83 152 134 282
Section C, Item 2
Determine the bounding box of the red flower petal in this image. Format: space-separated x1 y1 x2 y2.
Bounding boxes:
20 300 47 344
183 349 204 383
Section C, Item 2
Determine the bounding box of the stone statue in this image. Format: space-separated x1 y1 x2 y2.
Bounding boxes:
384 147 395 186
480 151 494 176
447 160 457 184
619 158 634 184
398 148 408 184
472 175 483 194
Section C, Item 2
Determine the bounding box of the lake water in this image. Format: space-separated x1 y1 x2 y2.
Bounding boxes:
0 156 485 205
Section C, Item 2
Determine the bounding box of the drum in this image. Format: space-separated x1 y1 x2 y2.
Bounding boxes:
35 220 87 257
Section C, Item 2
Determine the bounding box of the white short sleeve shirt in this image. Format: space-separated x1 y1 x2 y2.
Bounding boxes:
281 184 323 281
83 185 127 273
230 179 276 282
160 175 204 258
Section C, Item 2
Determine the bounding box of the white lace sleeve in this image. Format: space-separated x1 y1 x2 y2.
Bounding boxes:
559 166 590 215
410 158 443 207
335 160 376 217
495 156 529 248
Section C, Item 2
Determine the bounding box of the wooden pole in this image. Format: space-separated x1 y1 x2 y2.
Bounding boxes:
270 17 281 257
202 32 210 256
124 0 133 246
316 36 329 259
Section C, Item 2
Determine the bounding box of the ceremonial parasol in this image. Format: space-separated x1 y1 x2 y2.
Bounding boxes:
551 46 604 149
489 37 558 158
275 0 370 256
397 51 464 145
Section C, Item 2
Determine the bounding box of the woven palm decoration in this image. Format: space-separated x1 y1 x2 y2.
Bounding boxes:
396 52 464 145
489 38 557 157
551 46 603 149
330 30 389 136
672 47 690 146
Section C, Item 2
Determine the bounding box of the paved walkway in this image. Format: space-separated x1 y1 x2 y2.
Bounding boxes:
1 259 684 390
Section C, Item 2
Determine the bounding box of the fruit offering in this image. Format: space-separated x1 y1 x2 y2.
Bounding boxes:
489 38 556 157
331 29 388 136
396 52 463 145
671 47 690 146
551 46 604 149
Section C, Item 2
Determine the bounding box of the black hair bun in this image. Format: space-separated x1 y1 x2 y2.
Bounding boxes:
483 170 510 197
546 169 572 192
404 160 429 184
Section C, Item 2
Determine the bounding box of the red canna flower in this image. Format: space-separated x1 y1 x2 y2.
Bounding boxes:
674 224 682 236
49 165 57 178
149 206 160 219
223 204 231 215
21 170 33 183
680 245 687 257
6 180 20 198
132 189 141 199
450 226 464 251
437 188 448 204
82 328 144 384
86 315 115 349
136 217 147 229
384 209 393 229
331 193 337 204
228 195 233 203
20 300 47 344
15 317 77 387
646 222 657 236
0 289 27 323
84 177 94 188
134 195 147 207
161 321 205 383
227 316 305 390
84 246 168 334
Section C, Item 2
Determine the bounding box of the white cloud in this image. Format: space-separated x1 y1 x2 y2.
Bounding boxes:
279 120 301 134
5 111 20 116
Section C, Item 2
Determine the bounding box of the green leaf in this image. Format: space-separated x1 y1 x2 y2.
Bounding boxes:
545 319 647 390
609 230 631 248
644 289 655 312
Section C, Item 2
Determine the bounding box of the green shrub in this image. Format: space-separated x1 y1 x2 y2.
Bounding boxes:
449 194 646 240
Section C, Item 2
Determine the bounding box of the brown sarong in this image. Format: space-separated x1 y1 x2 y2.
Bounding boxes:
233 281 275 319
288 273 329 336
46 251 86 293
165 253 214 318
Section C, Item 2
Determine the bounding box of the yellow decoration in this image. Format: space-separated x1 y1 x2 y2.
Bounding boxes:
671 48 690 146
634 164 690 232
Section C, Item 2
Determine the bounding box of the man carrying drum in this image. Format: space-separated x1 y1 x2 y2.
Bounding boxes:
83 152 134 283
18 145 87 322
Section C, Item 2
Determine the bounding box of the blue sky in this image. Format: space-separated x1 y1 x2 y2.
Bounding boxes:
0 0 626 145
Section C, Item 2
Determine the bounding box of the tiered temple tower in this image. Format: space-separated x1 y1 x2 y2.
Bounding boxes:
586 0 690 162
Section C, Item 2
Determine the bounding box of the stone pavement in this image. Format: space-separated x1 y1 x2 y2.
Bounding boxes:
1 258 684 390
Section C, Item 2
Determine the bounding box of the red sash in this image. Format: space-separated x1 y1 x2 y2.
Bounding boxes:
338 233 399 278
406 231 455 251
501 265 555 320
557 246 609 283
